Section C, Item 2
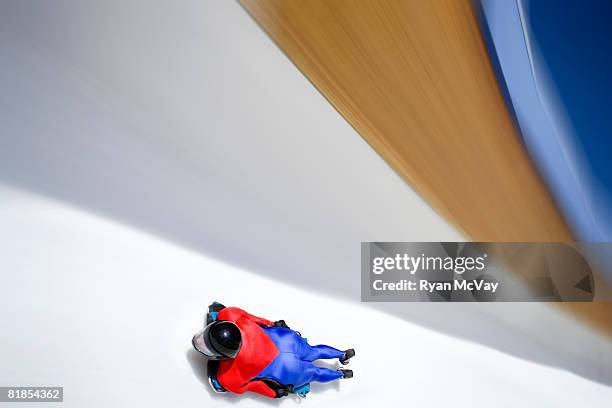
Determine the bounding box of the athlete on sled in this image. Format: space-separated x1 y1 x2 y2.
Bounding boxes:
192 302 355 399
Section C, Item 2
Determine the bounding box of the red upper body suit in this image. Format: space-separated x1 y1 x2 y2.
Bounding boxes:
216 307 279 398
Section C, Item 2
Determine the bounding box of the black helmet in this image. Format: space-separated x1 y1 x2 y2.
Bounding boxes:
192 321 242 359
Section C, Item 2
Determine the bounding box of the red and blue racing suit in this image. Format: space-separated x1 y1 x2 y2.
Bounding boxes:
216 307 344 398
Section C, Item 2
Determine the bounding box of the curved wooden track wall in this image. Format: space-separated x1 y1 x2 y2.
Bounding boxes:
240 0 612 334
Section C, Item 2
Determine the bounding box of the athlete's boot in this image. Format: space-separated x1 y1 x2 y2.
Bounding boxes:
338 368 353 379
340 348 355 365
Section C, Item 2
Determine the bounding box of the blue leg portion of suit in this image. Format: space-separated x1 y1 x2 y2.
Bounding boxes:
256 327 344 388
301 344 345 362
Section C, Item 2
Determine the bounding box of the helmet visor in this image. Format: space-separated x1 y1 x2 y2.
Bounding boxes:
192 329 218 358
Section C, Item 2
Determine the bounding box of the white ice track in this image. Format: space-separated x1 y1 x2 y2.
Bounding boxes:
1 1 612 406
0 185 611 407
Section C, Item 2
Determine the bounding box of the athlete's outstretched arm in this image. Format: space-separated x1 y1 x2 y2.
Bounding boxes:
239 380 277 398
242 310 274 327
217 307 274 327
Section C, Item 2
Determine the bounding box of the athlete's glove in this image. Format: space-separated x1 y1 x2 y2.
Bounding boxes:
273 320 290 329
274 388 289 398
261 379 293 398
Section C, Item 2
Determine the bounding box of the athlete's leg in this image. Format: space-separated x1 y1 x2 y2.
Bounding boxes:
299 362 343 384
300 342 345 362
312 366 343 382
